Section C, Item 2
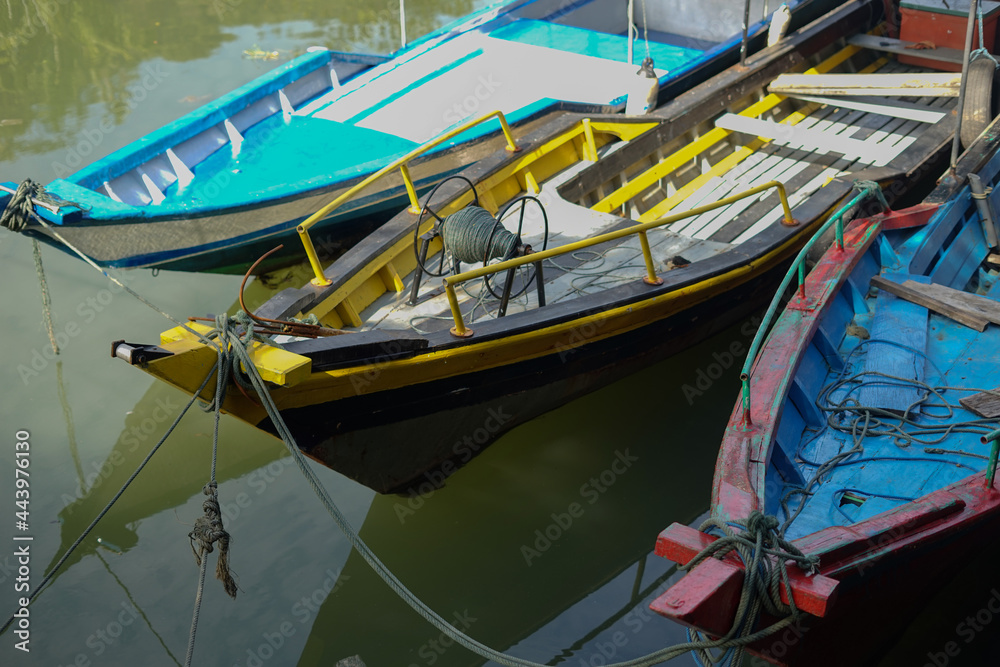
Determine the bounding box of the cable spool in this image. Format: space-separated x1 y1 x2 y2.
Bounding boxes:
441 205 518 264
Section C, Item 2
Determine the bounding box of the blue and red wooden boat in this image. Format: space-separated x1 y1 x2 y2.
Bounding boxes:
651 119 1000 665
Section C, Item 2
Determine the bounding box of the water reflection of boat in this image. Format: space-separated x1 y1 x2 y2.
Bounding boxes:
117 0 961 494
2 0 835 274
45 378 287 578
295 332 742 666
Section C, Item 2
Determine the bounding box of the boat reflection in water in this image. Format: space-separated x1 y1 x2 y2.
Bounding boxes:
296 322 746 666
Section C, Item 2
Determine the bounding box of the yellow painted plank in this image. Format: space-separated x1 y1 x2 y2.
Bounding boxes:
593 44 867 214
634 56 887 222
379 261 405 292
249 344 312 387
336 298 363 328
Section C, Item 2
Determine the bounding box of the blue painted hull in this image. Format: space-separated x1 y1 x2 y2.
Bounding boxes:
1 0 835 273
652 120 1000 666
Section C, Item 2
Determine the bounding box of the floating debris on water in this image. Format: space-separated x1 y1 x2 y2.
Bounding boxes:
243 45 280 61
96 537 123 554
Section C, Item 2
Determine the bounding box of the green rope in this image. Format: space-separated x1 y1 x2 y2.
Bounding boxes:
211 315 813 667
32 239 59 355
0 179 81 232
682 512 818 667
0 366 217 636
974 3 1000 69
442 206 518 264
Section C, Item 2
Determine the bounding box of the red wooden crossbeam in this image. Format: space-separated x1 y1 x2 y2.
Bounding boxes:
653 523 839 619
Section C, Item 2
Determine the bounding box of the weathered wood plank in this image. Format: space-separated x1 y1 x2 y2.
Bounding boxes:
857 275 929 415
769 73 961 97
960 388 1000 418
848 33 967 65
779 93 948 123
903 280 1000 323
871 275 989 331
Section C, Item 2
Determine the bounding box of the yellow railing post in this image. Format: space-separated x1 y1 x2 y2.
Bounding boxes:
445 282 472 337
582 118 598 161
295 110 521 287
298 226 332 286
776 182 797 226
638 231 662 285
399 163 421 213
497 112 519 153
441 180 794 336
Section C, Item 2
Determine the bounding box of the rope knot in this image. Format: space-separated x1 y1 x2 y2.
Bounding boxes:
744 509 778 536
1 180 43 232
188 482 238 599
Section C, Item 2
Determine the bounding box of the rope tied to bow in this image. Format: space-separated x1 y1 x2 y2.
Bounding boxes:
679 511 820 667
189 482 238 599
0 179 82 232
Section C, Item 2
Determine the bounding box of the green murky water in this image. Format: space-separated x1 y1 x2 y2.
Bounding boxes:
2 1 999 666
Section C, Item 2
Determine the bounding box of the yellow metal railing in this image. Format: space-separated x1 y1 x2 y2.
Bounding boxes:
443 180 795 337
298 110 519 286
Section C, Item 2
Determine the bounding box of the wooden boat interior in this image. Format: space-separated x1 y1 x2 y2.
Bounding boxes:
759 149 1000 541
285 35 958 339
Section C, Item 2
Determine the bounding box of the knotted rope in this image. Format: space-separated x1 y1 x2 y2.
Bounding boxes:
183 313 243 667
0 179 80 232
188 482 238 599
679 511 819 667
196 313 819 667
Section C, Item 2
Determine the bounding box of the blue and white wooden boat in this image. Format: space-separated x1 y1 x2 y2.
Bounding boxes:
0 0 833 274
651 118 1000 665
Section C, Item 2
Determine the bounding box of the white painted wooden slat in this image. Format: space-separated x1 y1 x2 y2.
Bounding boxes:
715 113 884 163
769 72 961 97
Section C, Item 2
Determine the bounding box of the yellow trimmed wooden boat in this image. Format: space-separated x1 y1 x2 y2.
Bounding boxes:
114 0 962 492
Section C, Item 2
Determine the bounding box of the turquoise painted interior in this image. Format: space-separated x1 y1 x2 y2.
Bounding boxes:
488 19 703 68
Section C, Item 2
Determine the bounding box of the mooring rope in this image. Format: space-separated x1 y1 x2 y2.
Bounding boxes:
0 367 217 636
31 239 59 355
681 512 818 667
183 317 239 666
18 206 218 347
199 316 816 667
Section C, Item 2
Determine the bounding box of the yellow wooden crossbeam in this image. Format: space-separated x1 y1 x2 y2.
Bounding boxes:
635 55 888 223
593 43 869 216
